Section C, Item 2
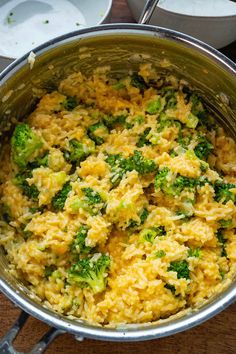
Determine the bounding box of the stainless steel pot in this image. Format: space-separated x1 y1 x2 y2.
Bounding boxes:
0 24 236 353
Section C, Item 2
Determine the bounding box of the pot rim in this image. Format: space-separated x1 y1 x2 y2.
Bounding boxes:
0 23 236 341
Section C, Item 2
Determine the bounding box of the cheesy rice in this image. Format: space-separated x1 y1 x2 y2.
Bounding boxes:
0 64 236 326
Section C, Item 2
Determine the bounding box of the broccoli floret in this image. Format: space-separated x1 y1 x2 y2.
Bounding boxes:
88 122 109 145
140 208 149 224
168 260 190 279
161 87 177 109
14 171 39 201
154 167 169 191
200 162 208 172
146 98 162 115
51 181 72 211
188 248 201 258
106 151 156 187
103 114 127 130
29 152 49 169
194 137 213 160
136 128 151 148
82 187 103 205
155 168 199 196
63 97 77 111
172 175 198 195
217 229 227 257
64 138 94 163
112 81 126 90
190 94 215 129
219 219 232 228
71 225 92 255
164 283 176 294
44 265 57 278
106 154 125 187
139 226 166 243
128 208 149 229
155 250 166 258
129 150 156 175
130 73 148 92
157 119 181 133
186 113 199 129
190 94 204 116
177 134 191 149
11 123 43 169
214 181 236 204
68 254 110 293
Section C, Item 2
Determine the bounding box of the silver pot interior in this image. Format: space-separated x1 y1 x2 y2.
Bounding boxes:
0 25 235 341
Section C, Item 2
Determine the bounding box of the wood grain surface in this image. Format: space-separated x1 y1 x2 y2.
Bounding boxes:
0 1 235 353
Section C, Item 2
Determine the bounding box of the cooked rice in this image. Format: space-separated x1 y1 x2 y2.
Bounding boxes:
0 63 235 326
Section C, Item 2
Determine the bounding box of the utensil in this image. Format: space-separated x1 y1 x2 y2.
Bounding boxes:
139 0 160 24
0 7 235 354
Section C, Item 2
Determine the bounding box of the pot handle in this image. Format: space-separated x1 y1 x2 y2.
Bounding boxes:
0 310 64 354
138 0 160 24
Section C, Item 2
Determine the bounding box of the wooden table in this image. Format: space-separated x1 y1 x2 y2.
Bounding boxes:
0 1 235 353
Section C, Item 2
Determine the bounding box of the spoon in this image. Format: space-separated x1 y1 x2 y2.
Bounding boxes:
139 0 160 24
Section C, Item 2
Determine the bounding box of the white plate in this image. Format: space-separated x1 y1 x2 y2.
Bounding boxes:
0 0 112 59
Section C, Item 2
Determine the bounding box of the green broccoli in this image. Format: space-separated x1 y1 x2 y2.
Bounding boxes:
44 265 57 278
157 119 181 133
106 153 125 187
112 81 126 90
130 73 148 92
64 138 94 163
155 250 166 258
190 94 215 130
154 167 170 191
155 168 199 196
82 187 103 205
63 97 77 111
71 225 92 255
200 162 208 172
172 175 198 195
217 229 227 257
136 128 151 148
186 113 199 129
214 181 236 204
11 123 43 169
164 283 176 294
128 150 156 175
106 151 156 187
68 254 110 293
139 226 166 243
194 136 213 160
140 208 149 224
188 248 201 258
88 122 109 145
14 171 39 201
219 219 232 228
103 114 127 130
168 260 190 279
162 87 177 109
51 181 72 211
28 152 49 169
177 134 191 149
146 98 162 115
128 208 149 229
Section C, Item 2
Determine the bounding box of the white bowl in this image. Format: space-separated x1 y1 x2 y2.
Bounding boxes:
0 0 112 59
127 0 236 49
